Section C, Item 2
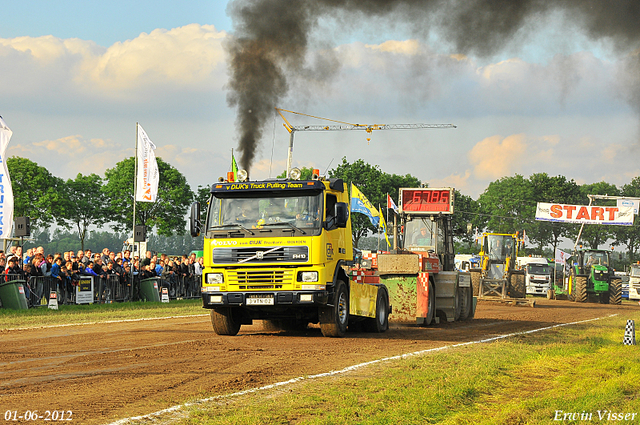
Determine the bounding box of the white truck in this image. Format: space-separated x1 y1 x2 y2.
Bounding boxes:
628 264 640 301
517 257 552 296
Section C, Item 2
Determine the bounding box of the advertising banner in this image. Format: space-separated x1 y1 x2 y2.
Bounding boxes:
0 117 14 238
535 202 634 226
136 124 159 202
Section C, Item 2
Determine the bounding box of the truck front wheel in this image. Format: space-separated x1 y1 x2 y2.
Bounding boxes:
211 307 241 336
320 281 349 337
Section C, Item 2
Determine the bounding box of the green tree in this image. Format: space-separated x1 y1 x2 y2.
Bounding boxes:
63 173 109 251
329 157 420 248
612 177 640 262
574 182 620 249
527 173 581 255
477 174 532 235
7 156 66 229
452 190 480 250
103 157 194 236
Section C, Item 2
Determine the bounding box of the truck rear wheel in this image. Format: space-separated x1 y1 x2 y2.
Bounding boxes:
211 308 241 336
572 276 588 303
320 281 349 337
364 287 389 333
609 278 622 305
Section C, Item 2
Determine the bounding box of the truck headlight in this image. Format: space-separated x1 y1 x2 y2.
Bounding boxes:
298 271 318 282
206 273 224 284
202 286 221 292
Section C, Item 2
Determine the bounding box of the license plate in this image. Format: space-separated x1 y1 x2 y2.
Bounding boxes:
246 295 274 305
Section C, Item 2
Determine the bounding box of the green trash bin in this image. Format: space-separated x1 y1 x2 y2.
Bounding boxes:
140 278 161 302
0 280 29 310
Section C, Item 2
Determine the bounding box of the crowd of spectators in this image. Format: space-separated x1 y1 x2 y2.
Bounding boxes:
1 244 204 303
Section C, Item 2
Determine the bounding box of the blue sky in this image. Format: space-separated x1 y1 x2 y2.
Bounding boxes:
1 0 639 206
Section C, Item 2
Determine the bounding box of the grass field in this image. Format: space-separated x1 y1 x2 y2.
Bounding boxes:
174 313 640 425
0 299 205 330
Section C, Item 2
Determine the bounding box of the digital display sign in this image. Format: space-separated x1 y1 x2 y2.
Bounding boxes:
400 188 454 214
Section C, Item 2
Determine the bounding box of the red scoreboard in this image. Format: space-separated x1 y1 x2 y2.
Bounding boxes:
400 188 454 215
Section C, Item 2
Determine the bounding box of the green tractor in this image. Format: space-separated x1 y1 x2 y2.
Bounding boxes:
565 249 622 305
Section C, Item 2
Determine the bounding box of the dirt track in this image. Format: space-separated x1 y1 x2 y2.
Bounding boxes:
1 299 638 424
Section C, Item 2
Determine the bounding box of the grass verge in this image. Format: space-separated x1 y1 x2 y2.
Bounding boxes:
177 313 640 425
0 299 205 330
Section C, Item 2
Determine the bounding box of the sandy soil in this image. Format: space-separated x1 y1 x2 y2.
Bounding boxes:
1 299 637 424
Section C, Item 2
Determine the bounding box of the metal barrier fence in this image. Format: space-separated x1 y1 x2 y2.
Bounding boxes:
13 273 203 308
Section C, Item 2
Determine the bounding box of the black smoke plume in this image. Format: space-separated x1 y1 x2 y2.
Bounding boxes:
226 0 640 172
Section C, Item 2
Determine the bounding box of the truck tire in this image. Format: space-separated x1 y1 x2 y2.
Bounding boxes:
509 273 526 299
459 286 474 321
471 271 481 296
609 278 622 305
320 281 349 337
364 287 389 333
572 276 588 303
211 308 241 336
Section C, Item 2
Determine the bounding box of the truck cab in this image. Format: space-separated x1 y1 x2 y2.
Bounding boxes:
519 258 552 296
190 173 390 337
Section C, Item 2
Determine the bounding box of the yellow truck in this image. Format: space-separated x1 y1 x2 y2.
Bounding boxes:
189 171 390 337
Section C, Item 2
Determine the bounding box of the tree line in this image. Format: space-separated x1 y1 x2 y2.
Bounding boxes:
8 155 640 261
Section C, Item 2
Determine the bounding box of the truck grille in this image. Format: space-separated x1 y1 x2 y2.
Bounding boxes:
213 246 308 264
228 270 294 286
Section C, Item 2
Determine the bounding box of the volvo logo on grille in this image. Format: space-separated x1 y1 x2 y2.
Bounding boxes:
256 251 264 260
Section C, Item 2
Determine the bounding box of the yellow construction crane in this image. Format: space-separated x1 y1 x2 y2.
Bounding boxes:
275 108 457 177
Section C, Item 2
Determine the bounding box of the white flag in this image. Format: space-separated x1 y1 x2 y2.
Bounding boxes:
523 229 530 245
555 249 569 266
136 125 159 203
0 117 14 238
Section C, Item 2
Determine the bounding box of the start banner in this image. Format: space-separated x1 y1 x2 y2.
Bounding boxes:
535 202 634 226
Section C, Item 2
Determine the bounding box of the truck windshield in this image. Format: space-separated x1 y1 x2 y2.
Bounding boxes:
528 264 551 275
207 192 323 235
631 266 640 277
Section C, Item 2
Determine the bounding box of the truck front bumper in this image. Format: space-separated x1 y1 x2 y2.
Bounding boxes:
201 290 329 309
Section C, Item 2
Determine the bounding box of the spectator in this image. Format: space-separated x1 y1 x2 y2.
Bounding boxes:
194 257 203 278
76 250 85 266
83 249 92 266
50 257 63 285
23 248 33 265
0 257 5 274
123 250 131 264
82 261 99 277
41 254 54 277
155 259 164 275
4 257 22 281
141 251 152 267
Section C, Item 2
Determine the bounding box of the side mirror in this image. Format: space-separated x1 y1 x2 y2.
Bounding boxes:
335 202 349 228
190 202 201 237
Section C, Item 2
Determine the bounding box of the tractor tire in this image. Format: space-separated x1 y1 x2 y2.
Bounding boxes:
471 271 481 296
459 286 475 321
211 308 241 336
609 278 622 305
419 279 437 327
320 281 349 337
509 273 526 299
572 276 588 303
364 287 389 333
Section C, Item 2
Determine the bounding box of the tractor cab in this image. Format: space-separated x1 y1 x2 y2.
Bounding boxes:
574 249 612 293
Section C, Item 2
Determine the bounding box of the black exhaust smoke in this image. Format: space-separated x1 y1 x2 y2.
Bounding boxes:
226 0 640 172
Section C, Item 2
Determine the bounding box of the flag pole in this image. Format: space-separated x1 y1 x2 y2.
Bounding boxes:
131 122 138 300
